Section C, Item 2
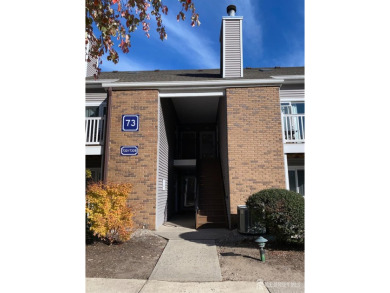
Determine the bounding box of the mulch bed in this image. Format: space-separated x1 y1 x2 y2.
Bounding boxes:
216 231 304 282
86 230 167 279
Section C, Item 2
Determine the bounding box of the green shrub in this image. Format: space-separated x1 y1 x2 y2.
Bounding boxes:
246 189 304 244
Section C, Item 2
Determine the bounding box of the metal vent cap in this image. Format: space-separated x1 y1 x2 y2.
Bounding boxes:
227 5 236 16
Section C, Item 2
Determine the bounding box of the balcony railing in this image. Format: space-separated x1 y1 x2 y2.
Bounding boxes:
282 114 305 143
85 117 106 145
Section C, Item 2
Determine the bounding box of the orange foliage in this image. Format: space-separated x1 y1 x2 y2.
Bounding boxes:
86 182 134 244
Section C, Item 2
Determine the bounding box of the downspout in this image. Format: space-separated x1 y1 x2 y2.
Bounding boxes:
103 87 112 184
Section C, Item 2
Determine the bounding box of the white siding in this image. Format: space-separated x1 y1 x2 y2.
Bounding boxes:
86 57 99 77
85 38 99 77
156 98 169 228
280 89 305 101
222 19 242 78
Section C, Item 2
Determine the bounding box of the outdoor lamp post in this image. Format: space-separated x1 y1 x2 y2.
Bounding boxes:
255 236 268 262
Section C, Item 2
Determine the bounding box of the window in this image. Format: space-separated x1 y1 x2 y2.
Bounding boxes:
288 167 305 196
281 102 305 114
85 104 107 117
86 106 99 117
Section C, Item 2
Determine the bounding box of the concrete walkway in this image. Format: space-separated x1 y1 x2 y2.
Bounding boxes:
150 221 230 282
149 239 222 281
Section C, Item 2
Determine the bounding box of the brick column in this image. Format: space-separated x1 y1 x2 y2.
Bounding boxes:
106 90 159 229
226 87 285 223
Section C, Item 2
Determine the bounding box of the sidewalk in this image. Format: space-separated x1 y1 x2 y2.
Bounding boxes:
86 278 304 293
86 278 270 293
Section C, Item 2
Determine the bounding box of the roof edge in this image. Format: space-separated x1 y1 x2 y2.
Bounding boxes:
101 78 285 90
271 75 304 84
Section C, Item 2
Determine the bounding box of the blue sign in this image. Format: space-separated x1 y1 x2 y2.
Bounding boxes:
120 146 138 156
122 115 139 132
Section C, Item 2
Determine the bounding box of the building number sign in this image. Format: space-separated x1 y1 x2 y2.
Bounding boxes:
122 115 139 131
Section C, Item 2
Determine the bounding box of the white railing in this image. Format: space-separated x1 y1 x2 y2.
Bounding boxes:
282 114 305 143
85 117 106 145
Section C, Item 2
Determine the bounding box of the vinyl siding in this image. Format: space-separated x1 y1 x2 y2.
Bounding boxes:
223 19 242 78
280 89 305 100
156 98 177 228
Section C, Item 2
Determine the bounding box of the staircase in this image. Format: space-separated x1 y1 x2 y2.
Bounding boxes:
196 159 228 229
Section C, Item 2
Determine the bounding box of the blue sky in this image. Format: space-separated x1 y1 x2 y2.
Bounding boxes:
99 0 304 72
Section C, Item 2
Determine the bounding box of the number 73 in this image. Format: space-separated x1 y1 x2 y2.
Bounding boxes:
126 119 136 127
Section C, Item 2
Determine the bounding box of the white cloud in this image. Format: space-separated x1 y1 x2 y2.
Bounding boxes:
99 52 158 72
239 0 264 59
161 16 220 69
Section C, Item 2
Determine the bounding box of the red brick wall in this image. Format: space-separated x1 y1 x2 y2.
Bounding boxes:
226 87 286 219
106 90 159 229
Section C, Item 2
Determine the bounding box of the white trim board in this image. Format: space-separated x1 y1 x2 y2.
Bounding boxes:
86 145 103 155
159 91 224 98
284 143 305 154
280 97 305 102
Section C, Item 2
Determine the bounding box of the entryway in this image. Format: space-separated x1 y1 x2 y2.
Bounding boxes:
156 95 229 230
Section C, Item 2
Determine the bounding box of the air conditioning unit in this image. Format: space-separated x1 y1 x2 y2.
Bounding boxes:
237 205 266 234
237 205 249 233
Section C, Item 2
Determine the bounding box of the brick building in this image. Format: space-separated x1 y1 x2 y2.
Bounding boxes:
85 6 304 230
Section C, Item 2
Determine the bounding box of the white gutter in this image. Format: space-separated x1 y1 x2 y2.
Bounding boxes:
271 75 304 85
271 75 304 80
86 79 120 89
86 79 120 84
101 78 285 90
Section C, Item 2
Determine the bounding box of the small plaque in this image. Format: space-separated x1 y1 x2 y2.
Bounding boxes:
120 146 138 156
